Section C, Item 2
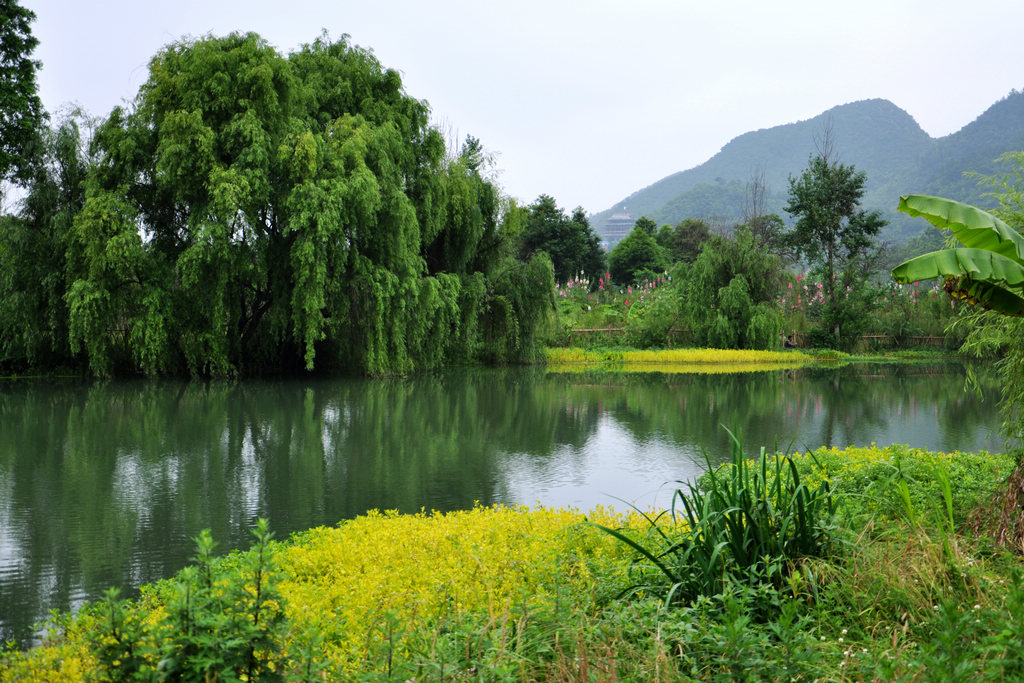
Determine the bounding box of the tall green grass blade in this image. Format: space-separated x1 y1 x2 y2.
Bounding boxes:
585 521 679 584
593 428 840 607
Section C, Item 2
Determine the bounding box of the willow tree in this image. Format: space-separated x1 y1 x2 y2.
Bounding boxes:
0 112 90 369
680 228 783 349
66 32 549 377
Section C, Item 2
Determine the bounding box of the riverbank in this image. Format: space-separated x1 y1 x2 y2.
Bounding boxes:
541 346 964 374
544 347 812 365
3 444 1020 681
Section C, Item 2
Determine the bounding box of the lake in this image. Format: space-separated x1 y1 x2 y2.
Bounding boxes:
0 361 1002 647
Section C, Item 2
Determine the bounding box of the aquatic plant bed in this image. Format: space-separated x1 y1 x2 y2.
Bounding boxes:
3 445 1022 681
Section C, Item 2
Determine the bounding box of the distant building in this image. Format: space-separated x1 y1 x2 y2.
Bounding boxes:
602 210 634 249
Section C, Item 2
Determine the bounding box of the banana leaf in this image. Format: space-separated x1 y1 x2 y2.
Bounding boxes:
898 195 1024 262
949 278 1024 316
892 247 1024 315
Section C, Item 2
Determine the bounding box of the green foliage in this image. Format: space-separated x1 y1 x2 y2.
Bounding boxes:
633 215 658 235
892 194 1024 315
738 213 788 255
0 31 553 377
478 253 555 364
785 151 886 345
624 289 678 349
655 217 710 264
545 273 681 349
0 0 44 183
980 150 1024 227
0 111 91 371
7 445 1024 681
89 588 148 682
591 431 838 607
89 520 287 682
519 195 605 285
892 190 1024 442
608 226 667 285
876 225 947 277
680 228 784 349
650 178 747 228
933 160 1024 453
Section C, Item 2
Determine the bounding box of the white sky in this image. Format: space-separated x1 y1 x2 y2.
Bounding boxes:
23 0 1024 215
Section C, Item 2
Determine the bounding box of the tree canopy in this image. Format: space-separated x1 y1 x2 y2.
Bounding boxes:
633 216 658 235
608 226 667 285
0 111 89 367
785 149 885 345
656 217 711 264
0 0 44 182
518 195 605 285
0 32 554 377
679 228 783 349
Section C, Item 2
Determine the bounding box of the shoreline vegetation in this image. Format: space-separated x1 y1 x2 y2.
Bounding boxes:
544 346 815 375
1 10 1021 679
544 347 812 365
4 443 1021 681
542 346 958 373
0 347 960 381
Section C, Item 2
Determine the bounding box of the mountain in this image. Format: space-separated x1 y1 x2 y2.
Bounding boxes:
592 92 1024 244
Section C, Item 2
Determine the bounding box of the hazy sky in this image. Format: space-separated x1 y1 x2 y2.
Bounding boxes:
24 0 1024 214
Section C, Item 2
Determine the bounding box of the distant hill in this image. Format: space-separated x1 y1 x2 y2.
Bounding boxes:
592 92 1024 244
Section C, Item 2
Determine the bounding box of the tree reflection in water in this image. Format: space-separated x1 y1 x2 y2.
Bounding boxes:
0 363 1000 647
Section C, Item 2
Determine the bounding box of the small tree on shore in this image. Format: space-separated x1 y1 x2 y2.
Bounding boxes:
785 134 886 347
608 225 667 285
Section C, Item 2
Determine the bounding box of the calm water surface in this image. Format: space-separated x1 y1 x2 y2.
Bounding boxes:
0 362 1002 646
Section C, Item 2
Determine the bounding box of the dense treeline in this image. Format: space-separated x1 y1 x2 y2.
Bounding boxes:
0 32 554 377
0 9 976 374
552 145 970 352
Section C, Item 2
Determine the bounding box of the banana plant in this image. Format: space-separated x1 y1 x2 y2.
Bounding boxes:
891 194 1024 315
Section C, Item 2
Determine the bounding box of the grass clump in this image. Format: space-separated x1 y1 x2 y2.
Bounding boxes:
590 430 838 606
